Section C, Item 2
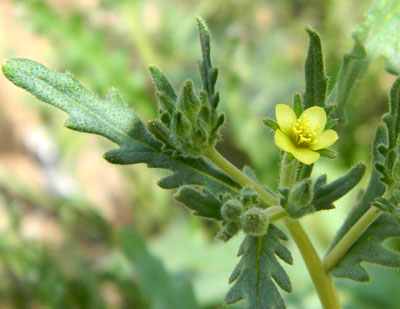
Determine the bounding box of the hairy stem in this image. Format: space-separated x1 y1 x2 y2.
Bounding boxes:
205 148 278 206
323 206 382 272
280 158 341 309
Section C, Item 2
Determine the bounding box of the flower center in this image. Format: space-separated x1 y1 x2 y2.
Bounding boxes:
291 115 319 146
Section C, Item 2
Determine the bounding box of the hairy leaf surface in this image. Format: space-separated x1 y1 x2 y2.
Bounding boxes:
330 214 400 281
2 59 240 195
225 225 292 309
303 28 327 109
312 162 366 210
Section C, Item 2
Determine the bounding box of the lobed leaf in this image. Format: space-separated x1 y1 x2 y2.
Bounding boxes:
174 186 223 220
225 225 292 309
330 214 400 282
326 126 387 260
2 58 240 194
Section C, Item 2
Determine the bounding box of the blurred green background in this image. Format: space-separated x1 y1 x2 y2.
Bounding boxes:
0 0 399 308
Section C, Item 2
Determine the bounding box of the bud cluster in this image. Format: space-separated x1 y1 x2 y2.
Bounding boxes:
148 77 224 157
217 186 270 242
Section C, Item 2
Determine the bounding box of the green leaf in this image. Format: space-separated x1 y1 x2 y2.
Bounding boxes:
354 1 400 75
174 186 223 220
2 58 240 194
225 226 292 309
382 77 400 151
327 126 386 252
330 214 400 282
120 229 199 309
312 162 366 210
334 1 400 121
303 27 328 109
148 64 177 102
196 16 219 109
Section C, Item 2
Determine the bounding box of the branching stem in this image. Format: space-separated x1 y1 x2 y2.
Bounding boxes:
205 148 278 206
280 157 341 309
208 148 341 308
323 206 382 272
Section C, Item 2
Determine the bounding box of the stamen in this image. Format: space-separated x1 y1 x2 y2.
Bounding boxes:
291 115 319 146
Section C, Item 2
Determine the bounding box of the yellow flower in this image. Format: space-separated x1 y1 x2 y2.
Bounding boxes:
274 104 338 165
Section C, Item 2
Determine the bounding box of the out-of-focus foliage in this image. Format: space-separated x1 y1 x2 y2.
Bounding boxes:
1 0 400 308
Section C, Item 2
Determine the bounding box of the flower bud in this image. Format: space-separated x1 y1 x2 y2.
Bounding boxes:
221 199 243 221
216 221 240 242
172 111 192 138
240 186 259 208
240 207 269 236
177 80 200 117
288 178 313 207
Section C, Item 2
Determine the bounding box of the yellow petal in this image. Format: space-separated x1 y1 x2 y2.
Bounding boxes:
291 147 320 165
274 129 296 153
301 106 326 135
275 104 297 135
310 129 339 150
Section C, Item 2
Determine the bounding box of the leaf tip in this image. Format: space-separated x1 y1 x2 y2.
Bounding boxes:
1 58 16 79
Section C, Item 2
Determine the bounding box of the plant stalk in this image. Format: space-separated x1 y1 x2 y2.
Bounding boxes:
205 148 278 206
323 206 382 272
280 157 341 309
208 148 340 308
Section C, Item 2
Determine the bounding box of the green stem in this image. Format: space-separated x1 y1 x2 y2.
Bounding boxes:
205 148 278 206
265 206 287 222
280 158 341 309
323 207 382 272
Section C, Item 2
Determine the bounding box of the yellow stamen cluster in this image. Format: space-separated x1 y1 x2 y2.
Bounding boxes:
291 115 319 146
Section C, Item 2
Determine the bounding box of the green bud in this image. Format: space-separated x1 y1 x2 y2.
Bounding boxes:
199 90 210 107
160 111 171 127
147 119 174 149
240 186 259 208
156 91 176 115
221 199 243 221
288 178 313 207
172 111 192 137
178 80 201 116
240 207 269 236
216 221 240 242
198 105 211 124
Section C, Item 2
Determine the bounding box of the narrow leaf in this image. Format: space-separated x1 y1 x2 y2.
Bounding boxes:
120 229 198 309
312 162 366 210
225 226 292 309
148 64 177 101
196 16 219 108
382 77 400 150
303 27 328 109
